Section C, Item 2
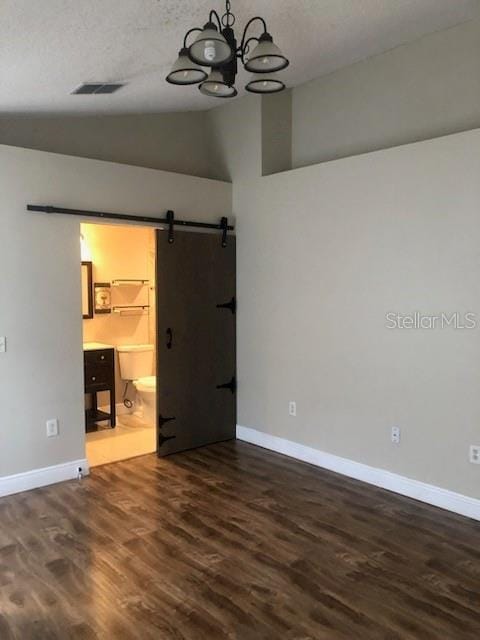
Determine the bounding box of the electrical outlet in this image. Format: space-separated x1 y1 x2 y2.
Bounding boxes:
0 336 6 353
469 445 480 464
46 418 59 438
289 401 296 417
391 426 400 444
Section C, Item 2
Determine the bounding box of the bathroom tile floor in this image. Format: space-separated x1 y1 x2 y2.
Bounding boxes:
86 413 156 467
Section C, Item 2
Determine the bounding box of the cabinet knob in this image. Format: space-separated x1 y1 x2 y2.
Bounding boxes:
100 355 105 360
92 376 96 381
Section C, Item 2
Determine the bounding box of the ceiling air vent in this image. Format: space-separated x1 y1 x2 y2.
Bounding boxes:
71 83 126 95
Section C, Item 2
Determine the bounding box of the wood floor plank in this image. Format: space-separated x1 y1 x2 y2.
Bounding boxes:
0 440 479 639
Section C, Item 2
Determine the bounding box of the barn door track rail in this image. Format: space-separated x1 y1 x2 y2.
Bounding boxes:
27 205 233 246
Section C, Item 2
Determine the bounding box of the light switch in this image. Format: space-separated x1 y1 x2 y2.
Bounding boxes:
0 336 6 353
46 419 59 438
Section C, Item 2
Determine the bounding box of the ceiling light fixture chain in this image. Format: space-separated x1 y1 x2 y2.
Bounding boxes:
166 0 289 97
222 0 235 27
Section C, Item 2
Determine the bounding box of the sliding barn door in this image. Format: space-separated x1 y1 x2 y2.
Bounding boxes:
156 229 236 456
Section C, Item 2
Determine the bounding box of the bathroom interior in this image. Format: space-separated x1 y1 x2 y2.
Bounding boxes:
81 222 157 467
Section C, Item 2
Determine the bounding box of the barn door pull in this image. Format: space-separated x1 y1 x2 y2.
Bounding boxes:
166 210 175 244
216 296 236 314
221 216 228 248
216 376 236 394
166 328 173 349
158 414 176 427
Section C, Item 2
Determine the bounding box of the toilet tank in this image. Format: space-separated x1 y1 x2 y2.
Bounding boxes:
117 344 154 381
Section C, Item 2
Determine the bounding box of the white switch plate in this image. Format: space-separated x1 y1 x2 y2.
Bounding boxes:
391 426 400 444
46 418 59 438
0 336 6 353
469 445 480 464
289 401 296 417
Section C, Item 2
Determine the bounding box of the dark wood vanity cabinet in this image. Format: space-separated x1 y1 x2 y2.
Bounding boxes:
84 347 116 430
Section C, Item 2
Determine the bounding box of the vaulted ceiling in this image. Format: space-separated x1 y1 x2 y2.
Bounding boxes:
2 0 479 114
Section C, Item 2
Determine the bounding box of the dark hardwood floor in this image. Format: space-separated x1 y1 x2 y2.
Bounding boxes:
0 441 479 639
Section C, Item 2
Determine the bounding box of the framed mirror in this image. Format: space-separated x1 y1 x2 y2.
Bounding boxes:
81 261 93 319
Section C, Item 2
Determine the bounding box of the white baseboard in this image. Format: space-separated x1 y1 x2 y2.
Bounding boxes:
0 458 90 498
236 425 480 522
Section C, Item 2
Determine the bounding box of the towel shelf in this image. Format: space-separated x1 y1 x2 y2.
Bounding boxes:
112 304 150 316
111 279 149 287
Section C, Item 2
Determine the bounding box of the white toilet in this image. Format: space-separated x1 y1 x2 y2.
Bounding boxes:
117 344 156 426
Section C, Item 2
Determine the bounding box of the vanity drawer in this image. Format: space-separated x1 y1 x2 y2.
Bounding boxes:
84 348 114 366
84 364 112 390
84 348 114 392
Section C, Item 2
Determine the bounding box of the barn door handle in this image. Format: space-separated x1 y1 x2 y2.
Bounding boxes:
166 328 173 349
216 296 236 314
216 376 236 394
158 414 176 427
221 216 228 248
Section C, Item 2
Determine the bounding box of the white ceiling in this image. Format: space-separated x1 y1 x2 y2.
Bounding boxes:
2 0 479 114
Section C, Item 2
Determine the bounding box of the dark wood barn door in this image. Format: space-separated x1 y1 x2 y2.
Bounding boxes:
156 229 236 456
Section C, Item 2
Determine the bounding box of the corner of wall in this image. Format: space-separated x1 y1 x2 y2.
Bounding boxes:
206 95 262 184
261 90 292 176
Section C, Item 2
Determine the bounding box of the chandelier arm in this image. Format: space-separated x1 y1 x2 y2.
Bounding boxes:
238 16 267 56
183 27 203 49
239 36 260 64
209 10 223 31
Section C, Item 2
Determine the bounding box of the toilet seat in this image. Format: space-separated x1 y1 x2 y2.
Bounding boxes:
134 376 156 392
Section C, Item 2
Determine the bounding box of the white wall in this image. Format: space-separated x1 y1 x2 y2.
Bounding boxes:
0 145 231 478
0 112 221 180
292 18 480 169
262 91 292 176
210 95 480 501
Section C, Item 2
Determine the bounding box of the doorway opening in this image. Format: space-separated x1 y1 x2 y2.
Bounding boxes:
81 222 157 467
79 218 237 468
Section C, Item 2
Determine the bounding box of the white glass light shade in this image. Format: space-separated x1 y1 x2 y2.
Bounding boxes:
166 49 208 85
244 33 289 73
189 23 232 66
199 70 237 98
245 73 285 94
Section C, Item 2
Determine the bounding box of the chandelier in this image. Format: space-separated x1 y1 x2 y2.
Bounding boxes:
166 0 289 98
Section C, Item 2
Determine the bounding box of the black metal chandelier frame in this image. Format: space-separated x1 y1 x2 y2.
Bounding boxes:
166 0 289 97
